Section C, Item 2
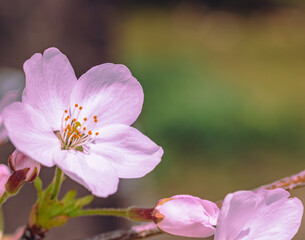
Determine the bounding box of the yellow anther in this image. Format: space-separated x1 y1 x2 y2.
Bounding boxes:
75 121 81 127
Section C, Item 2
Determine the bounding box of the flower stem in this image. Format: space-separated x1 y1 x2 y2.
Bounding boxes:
69 207 155 222
0 192 9 205
69 208 129 218
50 167 63 199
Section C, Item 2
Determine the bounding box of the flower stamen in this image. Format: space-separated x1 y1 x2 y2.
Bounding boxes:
59 104 100 151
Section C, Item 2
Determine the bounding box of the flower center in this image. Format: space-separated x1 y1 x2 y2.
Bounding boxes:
59 104 99 151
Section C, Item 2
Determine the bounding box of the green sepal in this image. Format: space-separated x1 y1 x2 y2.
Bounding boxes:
61 195 94 216
34 177 43 201
74 195 94 209
61 190 77 203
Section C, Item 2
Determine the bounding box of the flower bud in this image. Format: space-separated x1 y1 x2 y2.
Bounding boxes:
152 195 219 238
0 164 10 196
9 149 40 182
5 168 29 195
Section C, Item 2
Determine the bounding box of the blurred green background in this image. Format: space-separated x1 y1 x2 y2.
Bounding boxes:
1 0 305 239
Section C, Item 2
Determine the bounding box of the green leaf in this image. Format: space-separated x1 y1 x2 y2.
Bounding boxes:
34 177 43 201
75 195 94 208
46 215 68 229
61 190 77 203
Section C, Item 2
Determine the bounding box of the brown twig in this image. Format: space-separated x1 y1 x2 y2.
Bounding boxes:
81 169 305 240
80 223 161 240
258 170 305 191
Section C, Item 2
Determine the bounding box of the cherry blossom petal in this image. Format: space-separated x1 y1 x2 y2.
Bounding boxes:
215 189 304 240
241 189 303 240
54 151 119 197
170 195 220 226
90 124 163 178
22 47 77 130
154 195 219 237
3 102 60 167
215 191 258 240
199 199 220 226
70 63 143 128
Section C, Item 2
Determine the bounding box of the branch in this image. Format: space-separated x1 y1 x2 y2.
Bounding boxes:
82 169 305 240
258 169 305 191
80 223 161 240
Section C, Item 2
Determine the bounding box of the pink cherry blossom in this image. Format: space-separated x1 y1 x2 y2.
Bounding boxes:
9 149 40 182
3 47 163 197
152 194 219 238
214 188 303 240
0 164 10 196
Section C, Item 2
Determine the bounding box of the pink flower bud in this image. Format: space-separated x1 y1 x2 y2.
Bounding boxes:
152 194 219 238
0 164 10 196
9 149 40 182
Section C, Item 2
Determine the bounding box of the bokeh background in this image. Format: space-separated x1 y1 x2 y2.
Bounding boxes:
0 0 305 239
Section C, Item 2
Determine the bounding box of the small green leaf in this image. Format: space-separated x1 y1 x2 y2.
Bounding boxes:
47 215 69 229
61 190 77 203
75 195 94 208
34 177 43 201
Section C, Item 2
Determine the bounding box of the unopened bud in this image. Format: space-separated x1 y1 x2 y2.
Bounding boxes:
9 149 40 182
0 164 10 196
152 195 219 238
5 168 29 194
